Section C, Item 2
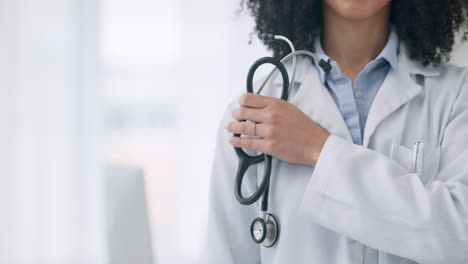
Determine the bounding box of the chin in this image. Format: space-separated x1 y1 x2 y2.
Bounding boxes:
324 0 391 21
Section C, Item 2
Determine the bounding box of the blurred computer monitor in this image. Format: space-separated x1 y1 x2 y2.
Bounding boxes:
105 165 155 264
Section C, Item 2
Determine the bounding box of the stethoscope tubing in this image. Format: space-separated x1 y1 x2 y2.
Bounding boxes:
234 57 290 211
233 35 331 247
255 50 331 96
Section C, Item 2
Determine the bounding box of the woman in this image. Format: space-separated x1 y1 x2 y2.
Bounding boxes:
202 0 468 263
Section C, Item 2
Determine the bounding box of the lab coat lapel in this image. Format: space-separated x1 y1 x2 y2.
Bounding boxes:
362 44 439 147
362 68 421 147
290 62 353 142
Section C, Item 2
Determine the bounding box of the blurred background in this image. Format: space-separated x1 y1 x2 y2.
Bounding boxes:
0 0 467 263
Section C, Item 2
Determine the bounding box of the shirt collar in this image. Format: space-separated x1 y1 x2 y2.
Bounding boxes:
313 26 400 84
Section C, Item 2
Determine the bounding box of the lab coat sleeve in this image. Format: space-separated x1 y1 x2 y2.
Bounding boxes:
300 75 468 263
200 102 261 264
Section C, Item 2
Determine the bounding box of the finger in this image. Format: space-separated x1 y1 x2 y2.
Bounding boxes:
226 122 266 137
239 93 271 109
229 136 271 155
225 121 255 136
232 106 265 122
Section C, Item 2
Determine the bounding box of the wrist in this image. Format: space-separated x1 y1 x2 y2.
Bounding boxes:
307 131 331 167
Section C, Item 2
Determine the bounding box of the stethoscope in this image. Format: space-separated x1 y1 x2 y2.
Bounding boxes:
233 33 332 247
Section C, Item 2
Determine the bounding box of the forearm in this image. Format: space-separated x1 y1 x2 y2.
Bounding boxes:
300 135 468 263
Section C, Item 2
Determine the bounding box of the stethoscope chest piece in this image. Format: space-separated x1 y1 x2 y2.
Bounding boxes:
250 213 279 247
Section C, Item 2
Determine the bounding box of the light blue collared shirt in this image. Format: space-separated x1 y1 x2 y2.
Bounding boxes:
313 28 399 145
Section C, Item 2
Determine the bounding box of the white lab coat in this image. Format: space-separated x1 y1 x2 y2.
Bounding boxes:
201 43 468 264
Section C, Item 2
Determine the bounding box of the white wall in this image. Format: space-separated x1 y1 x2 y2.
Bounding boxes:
0 0 17 259
450 35 468 66
0 0 105 263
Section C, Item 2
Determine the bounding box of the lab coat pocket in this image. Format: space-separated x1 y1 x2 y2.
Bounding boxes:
421 145 441 185
390 144 413 173
390 143 441 185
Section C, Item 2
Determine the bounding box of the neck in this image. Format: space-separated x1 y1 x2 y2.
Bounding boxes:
322 4 391 80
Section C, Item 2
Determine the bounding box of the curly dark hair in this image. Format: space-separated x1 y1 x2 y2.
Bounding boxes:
243 0 468 66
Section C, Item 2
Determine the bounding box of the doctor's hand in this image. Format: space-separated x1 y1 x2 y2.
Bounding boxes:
226 93 330 167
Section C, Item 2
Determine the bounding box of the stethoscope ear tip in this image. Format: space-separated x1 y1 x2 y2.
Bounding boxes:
319 59 332 73
258 33 275 42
